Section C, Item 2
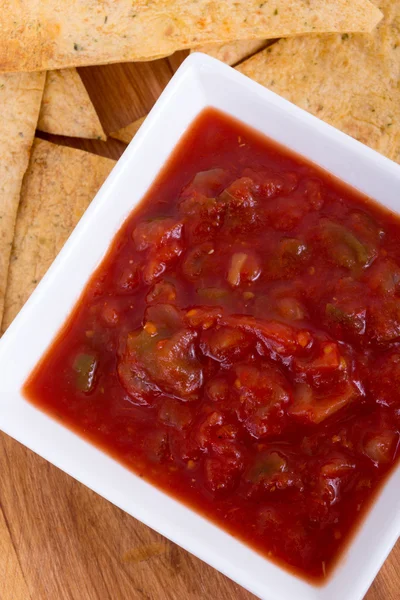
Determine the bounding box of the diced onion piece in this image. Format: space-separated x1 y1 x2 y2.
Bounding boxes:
227 253 247 287
227 252 261 287
363 431 399 465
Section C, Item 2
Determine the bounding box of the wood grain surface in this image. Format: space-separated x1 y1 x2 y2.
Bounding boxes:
2 51 399 600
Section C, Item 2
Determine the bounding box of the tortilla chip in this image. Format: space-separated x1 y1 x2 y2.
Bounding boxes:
0 71 45 325
38 69 106 140
237 0 400 163
110 116 146 144
1 139 115 331
192 40 270 66
0 1 382 72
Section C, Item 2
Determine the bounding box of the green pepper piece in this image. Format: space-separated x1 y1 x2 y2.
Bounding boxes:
341 229 370 266
326 303 366 334
322 220 374 268
73 353 97 392
247 451 286 484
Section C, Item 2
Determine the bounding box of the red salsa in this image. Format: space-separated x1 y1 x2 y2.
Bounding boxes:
25 109 400 581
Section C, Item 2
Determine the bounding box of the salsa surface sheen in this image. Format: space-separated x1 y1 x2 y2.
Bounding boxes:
25 108 400 582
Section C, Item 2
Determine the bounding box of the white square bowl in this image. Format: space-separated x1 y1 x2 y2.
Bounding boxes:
0 52 399 600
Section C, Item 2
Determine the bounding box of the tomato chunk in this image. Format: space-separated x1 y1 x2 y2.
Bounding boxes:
179 193 225 243
133 218 182 251
221 177 260 233
368 299 400 343
289 381 358 424
365 258 400 295
234 364 292 438
204 450 243 495
241 168 298 199
200 326 251 363
223 314 304 356
118 304 203 403
133 218 183 284
293 341 341 376
369 352 400 408
315 454 356 507
158 398 193 430
205 377 230 403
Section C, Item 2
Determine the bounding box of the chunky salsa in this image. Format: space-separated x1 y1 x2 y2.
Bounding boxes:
24 108 400 581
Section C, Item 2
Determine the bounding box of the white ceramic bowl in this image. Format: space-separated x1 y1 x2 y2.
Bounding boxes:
0 53 399 600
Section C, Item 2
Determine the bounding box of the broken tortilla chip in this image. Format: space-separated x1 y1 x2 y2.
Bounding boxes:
0 71 45 325
1 139 115 331
237 0 400 163
0 1 382 72
110 116 146 144
38 68 106 140
192 39 270 66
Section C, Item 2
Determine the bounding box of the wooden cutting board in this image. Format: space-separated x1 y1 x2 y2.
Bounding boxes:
1 52 399 600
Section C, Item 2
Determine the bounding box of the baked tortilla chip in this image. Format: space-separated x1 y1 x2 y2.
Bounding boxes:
0 71 45 324
38 69 106 140
237 0 400 163
192 39 270 66
1 139 115 331
0 1 382 72
110 116 146 145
